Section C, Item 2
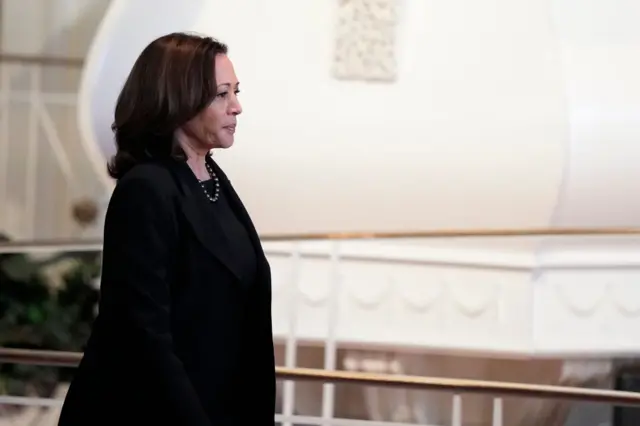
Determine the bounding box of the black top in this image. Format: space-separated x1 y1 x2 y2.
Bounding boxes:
58 158 275 426
202 179 257 288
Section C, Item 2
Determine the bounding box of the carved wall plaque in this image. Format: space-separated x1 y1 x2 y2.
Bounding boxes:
333 0 398 82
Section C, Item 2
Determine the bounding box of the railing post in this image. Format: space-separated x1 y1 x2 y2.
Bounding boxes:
451 394 462 426
492 397 503 426
321 240 341 421
282 245 301 426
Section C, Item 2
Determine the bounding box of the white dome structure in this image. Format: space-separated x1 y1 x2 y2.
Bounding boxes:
79 0 640 236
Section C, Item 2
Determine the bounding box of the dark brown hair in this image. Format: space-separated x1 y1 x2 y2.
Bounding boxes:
107 32 228 179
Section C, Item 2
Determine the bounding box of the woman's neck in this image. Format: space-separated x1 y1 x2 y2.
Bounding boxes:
176 132 210 181
186 154 209 181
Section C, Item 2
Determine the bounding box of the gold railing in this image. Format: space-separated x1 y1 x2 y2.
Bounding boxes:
2 227 640 254
258 227 640 241
2 226 640 243
0 347 639 407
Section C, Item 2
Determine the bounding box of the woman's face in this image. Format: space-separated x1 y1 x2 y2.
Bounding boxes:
182 54 242 150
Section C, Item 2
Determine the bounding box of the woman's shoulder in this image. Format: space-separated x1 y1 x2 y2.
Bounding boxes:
112 162 178 202
103 162 181 236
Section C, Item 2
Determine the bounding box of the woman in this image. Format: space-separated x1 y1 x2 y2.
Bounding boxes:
58 32 275 425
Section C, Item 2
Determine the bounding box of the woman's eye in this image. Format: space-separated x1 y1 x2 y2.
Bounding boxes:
216 92 228 98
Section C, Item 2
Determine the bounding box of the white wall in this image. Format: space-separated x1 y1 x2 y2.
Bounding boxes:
540 0 640 248
205 0 569 236
85 0 572 238
79 0 640 264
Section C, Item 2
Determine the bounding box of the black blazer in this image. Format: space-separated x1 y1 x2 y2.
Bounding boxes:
58 157 275 426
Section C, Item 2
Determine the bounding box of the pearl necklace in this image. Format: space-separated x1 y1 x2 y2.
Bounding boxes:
197 163 220 202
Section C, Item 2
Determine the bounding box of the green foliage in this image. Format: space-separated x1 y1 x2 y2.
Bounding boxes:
0 241 101 398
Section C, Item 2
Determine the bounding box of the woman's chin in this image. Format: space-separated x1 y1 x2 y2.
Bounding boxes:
209 138 234 150
216 137 235 149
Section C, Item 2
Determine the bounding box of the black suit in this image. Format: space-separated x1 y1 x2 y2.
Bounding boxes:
58 157 275 425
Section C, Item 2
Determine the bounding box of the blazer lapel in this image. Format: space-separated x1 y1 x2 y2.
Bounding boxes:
209 159 265 261
166 159 243 281
208 159 272 288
